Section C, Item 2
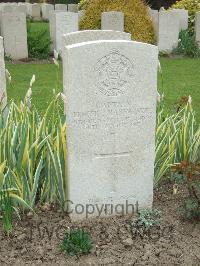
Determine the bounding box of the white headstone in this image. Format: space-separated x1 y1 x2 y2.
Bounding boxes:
55 4 68 11
68 4 78 13
25 3 31 10
28 3 41 21
101 11 124 32
50 11 78 53
63 40 158 220
195 12 200 47
41 3 54 20
1 12 28 60
171 9 188 31
158 11 179 53
49 10 62 51
63 30 131 49
17 3 27 15
49 10 56 40
148 8 159 43
1 4 13 13
0 36 6 109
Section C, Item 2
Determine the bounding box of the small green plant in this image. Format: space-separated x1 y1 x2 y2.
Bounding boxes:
0 163 31 235
155 97 200 186
181 198 200 220
172 161 200 220
0 181 13 235
4 55 12 62
27 22 51 59
60 228 93 256
173 30 200 58
134 209 162 231
171 172 186 184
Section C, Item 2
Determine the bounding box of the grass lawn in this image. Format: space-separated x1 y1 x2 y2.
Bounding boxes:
6 63 62 114
158 57 200 118
6 57 200 120
28 21 50 37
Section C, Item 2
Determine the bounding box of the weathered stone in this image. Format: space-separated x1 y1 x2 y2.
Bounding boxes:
63 40 157 220
158 11 179 53
171 9 188 31
68 4 78 13
17 4 28 15
27 3 41 21
122 238 134 247
1 4 13 12
41 3 54 20
1 12 28 60
55 4 67 11
49 10 62 51
101 11 124 32
50 11 78 53
148 8 159 42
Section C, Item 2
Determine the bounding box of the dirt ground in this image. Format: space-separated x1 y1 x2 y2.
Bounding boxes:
0 181 200 266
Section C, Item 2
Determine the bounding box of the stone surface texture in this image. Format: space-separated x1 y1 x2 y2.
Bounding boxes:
101 11 124 32
62 30 131 49
1 12 28 59
158 11 179 53
63 40 158 220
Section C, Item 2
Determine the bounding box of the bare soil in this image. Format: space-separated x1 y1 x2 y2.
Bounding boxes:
0 181 200 266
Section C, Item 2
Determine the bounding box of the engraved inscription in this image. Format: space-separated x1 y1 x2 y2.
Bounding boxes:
94 50 134 97
70 101 154 130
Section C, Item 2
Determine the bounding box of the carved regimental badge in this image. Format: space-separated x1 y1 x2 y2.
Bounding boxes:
94 49 134 97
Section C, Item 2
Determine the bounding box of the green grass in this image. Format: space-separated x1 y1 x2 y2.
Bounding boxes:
6 57 200 121
28 21 50 36
6 63 62 114
159 57 200 121
27 21 51 59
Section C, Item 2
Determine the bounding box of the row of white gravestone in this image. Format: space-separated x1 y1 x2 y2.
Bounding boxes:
0 36 6 109
62 30 158 220
149 9 200 52
0 3 41 20
0 2 78 21
0 10 121 60
53 9 200 55
102 9 200 52
43 3 78 20
1 7 200 60
49 11 126 53
148 9 190 53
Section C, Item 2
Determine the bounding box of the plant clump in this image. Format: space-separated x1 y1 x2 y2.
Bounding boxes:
27 21 51 59
172 161 200 220
79 0 155 44
60 228 93 256
173 30 200 57
133 209 162 231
